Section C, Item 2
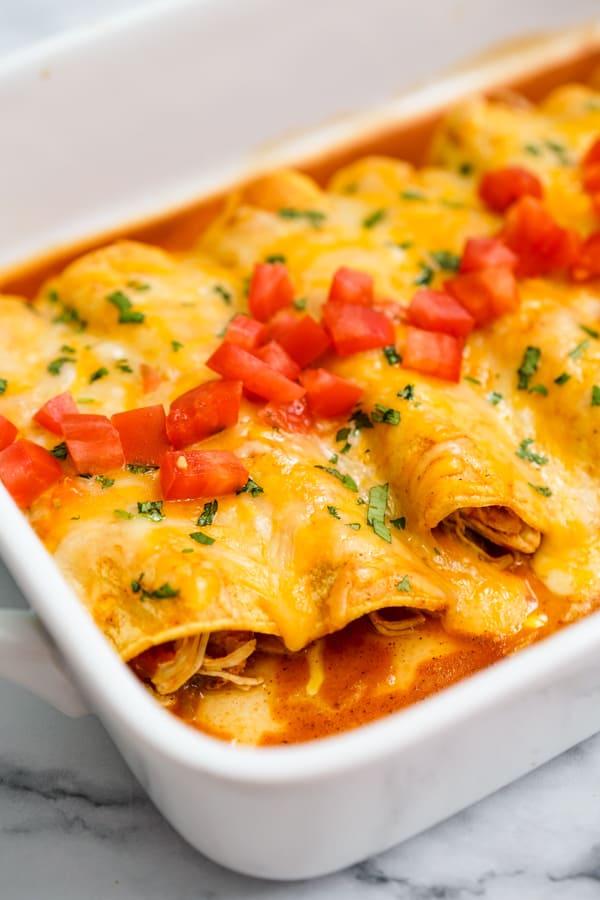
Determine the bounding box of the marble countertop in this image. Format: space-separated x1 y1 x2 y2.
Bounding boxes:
2 3 600 897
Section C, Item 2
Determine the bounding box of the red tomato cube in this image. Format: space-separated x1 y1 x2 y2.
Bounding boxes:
160 449 249 501
0 439 62 507
402 327 464 382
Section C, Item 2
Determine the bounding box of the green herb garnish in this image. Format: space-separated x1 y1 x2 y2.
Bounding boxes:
107 291 145 324
554 372 571 386
293 297 307 311
401 189 426 201
366 483 391 543
580 324 600 339
348 408 373 432
414 263 435 286
488 391 503 405
115 359 134 372
463 376 481 385
265 254 287 264
170 341 184 353
592 385 600 406
137 500 164 522
90 367 109 384
278 208 326 229
50 442 68 460
189 532 215 546
528 482 552 497
214 284 232 304
315 465 358 492
237 477 264 497
529 384 548 397
397 384 415 401
396 575 411 592
197 500 218 527
517 438 548 466
371 404 401 426
0 379 8 395
517 346 541 390
568 340 590 360
114 509 134 519
363 208 386 229
47 356 75 375
127 464 158 474
431 250 461 272
327 506 341 519
390 516 406 530
383 345 401 366
95 475 115 489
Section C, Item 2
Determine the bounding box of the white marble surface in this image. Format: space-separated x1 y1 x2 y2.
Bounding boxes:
2 2 600 897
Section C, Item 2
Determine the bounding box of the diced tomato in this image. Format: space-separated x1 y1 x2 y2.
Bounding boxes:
165 380 242 449
322 301 395 355
266 308 299 343
583 137 600 169
402 327 464 382
582 139 600 195
61 414 125 474
571 231 600 282
406 289 475 337
141 364 163 394
206 342 305 404
33 391 79 435
445 267 519 326
224 314 267 351
300 368 363 418
0 439 62 507
248 263 294 322
479 166 543 213
275 315 331 367
582 162 600 195
258 397 313 433
0 416 18 451
160 449 249 501
459 237 517 273
254 341 301 381
500 196 579 277
328 266 374 306
111 404 171 465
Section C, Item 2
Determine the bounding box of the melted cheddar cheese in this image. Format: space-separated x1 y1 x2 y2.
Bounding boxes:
2 81 600 744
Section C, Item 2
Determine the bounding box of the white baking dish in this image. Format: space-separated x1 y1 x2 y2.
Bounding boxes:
2 0 600 880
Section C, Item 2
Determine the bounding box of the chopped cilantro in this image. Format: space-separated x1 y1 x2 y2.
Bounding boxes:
126 280 150 291
47 356 75 375
348 408 373 432
327 505 341 519
50 442 68 460
89 367 109 384
363 208 386 229
390 516 406 530
347 523 361 530
396 575 411 592
137 500 164 521
76 398 96 404
414 263 435 286
568 340 590 360
431 250 461 272
213 284 232 304
115 359 133 373
592 385 600 406
336 427 351 443
60 344 76 354
580 324 600 339
554 372 571 386
237 477 264 497
488 391 503 405
367 483 391 543
107 291 145 324
383 345 401 366
197 500 218 526
170 341 183 353
524 143 542 156
463 376 481 385
401 189 426 201
529 384 548 397
114 509 134 519
459 162 474 176
315 465 358 492
517 346 541 390
95 475 114 489
293 297 307 311
329 454 338 464
265 254 287 264
0 378 7 395
144 583 180 600
371 404 401 426
47 289 59 303
189 532 215 546
278 208 326 229
127 464 158 474
181 548 194 554
397 384 415 401
546 140 571 165
52 303 87 331
528 482 552 497
517 438 548 466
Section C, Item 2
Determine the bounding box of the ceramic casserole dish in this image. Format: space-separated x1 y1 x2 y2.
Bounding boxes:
2 0 600 879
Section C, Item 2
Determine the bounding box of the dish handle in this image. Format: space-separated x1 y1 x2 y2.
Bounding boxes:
0 609 89 716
